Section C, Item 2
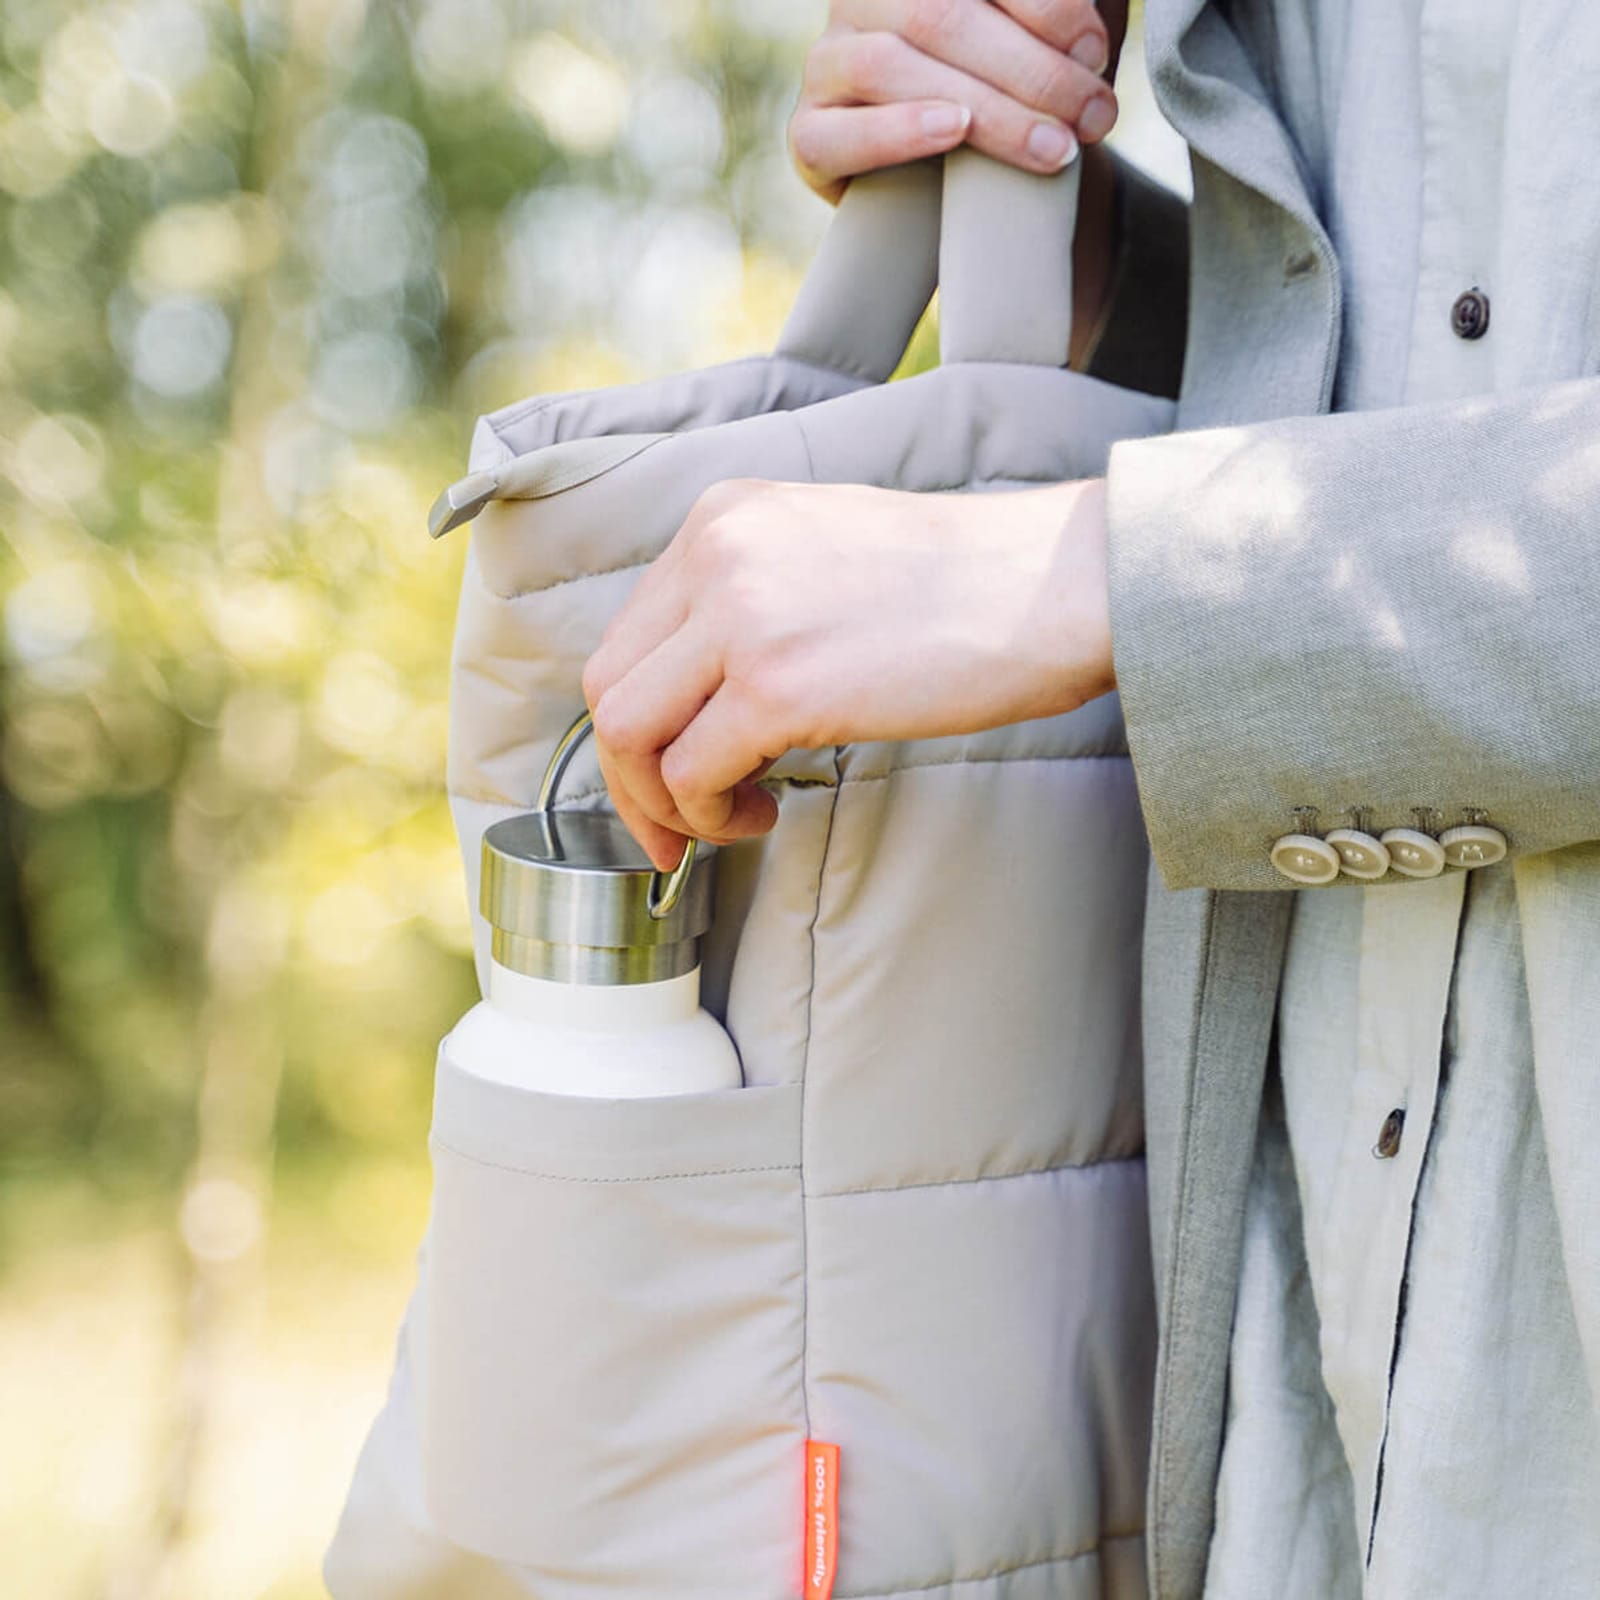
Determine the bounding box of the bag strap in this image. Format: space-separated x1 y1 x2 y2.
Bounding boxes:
938 147 1078 368
774 149 1080 381
774 157 943 383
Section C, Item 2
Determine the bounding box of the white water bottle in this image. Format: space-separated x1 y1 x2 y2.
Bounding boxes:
445 714 741 1098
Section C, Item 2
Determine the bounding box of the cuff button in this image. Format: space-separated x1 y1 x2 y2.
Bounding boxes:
1439 824 1508 869
1379 827 1447 879
1325 827 1391 881
1270 833 1341 886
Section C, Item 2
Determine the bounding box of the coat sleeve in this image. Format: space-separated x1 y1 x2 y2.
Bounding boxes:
1105 376 1600 891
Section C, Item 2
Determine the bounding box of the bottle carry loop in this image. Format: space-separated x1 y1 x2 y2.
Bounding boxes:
537 708 698 921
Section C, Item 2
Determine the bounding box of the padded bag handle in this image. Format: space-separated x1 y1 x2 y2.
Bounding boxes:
939 147 1077 367
776 148 1082 380
775 157 943 383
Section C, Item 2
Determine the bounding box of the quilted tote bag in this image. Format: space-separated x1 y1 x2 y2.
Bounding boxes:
328 148 1181 1600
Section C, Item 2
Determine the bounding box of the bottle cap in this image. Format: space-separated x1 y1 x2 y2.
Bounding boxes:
481 810 715 985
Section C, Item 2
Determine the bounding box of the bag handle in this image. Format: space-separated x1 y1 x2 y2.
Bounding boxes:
774 157 944 383
938 146 1078 368
775 148 1080 381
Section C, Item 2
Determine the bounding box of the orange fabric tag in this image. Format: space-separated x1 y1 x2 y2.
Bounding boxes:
803 1440 840 1600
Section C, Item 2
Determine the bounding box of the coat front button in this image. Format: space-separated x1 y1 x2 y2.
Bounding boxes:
1374 1108 1406 1160
1451 288 1491 340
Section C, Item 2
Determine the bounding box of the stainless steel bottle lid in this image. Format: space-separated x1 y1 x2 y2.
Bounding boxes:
481 723 717 986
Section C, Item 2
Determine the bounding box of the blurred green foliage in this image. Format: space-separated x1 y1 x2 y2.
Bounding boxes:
0 0 823 1202
0 2 827 1594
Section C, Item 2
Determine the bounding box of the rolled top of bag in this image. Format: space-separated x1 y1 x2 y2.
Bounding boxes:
481 811 716 986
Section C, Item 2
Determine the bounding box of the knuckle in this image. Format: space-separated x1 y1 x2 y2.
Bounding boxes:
843 30 902 93
1049 0 1101 26
994 104 1056 162
968 95 1027 153
692 477 751 524
692 482 766 561
1013 0 1103 54
661 758 720 824
657 743 694 795
740 658 795 721
787 110 826 173
580 653 611 711
589 693 641 756
1020 54 1076 113
722 561 778 627
800 26 846 94
902 0 961 49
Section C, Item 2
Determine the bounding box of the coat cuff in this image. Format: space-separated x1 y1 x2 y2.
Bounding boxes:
1106 425 1337 892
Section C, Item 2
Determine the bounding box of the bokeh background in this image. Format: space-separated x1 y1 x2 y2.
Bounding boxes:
0 4 1185 1596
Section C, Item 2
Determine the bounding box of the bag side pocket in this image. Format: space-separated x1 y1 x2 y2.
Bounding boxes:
421 1051 805 1599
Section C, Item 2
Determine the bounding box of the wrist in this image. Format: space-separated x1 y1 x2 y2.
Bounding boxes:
988 477 1114 723
1059 477 1115 705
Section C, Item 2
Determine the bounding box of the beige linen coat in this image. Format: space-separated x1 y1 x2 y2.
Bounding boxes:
1112 4 1600 1598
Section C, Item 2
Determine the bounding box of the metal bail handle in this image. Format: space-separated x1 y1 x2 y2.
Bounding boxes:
537 711 698 922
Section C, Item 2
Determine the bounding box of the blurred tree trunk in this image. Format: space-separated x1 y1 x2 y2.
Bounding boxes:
101 6 369 1596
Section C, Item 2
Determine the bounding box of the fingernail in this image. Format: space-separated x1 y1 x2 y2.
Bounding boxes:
921 103 971 139
1069 34 1108 73
1079 94 1118 143
1027 121 1078 170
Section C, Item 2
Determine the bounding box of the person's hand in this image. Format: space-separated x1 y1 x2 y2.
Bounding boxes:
581 477 1113 869
790 0 1129 204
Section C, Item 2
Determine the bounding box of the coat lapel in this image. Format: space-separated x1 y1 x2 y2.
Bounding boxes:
1142 881 1293 1599
1142 0 1324 240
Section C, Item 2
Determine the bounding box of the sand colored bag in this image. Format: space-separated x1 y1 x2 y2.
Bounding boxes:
328 148 1184 1600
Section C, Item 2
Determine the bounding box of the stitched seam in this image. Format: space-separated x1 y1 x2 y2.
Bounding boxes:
777 354 879 387
1149 888 1219 1600
838 1528 1146 1600
809 1150 1145 1201
496 435 667 500
480 352 867 451
836 752 1131 780
775 346 889 384
482 355 774 434
485 557 651 601
798 749 845 1449
429 1138 798 1183
449 755 1131 810
793 409 820 484
448 782 612 809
